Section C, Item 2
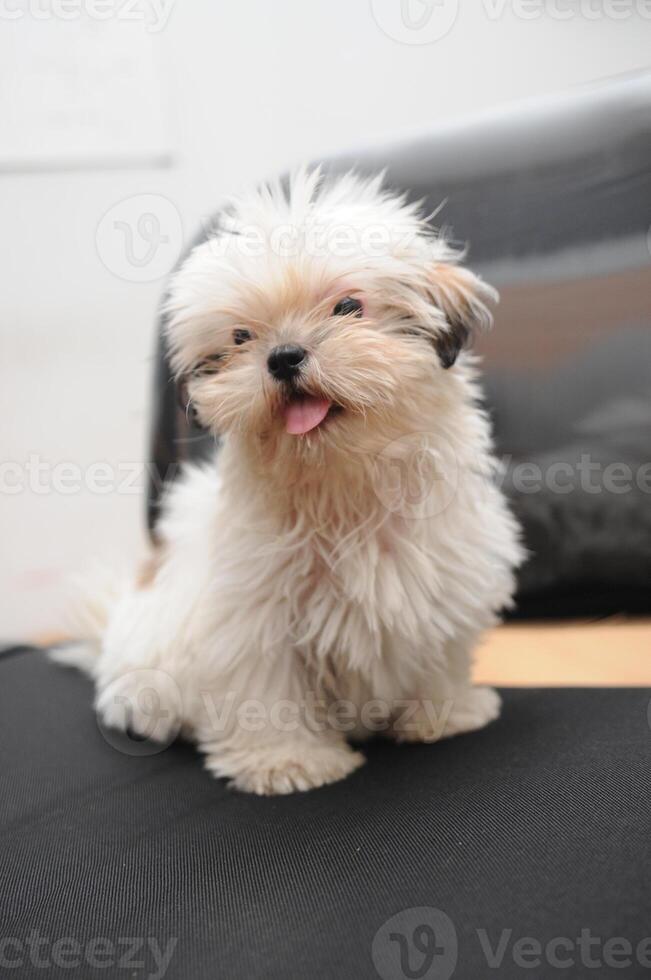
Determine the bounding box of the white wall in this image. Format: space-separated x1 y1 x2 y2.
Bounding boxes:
2 0 650 639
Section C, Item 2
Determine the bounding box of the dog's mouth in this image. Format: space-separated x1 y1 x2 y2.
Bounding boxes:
283 393 341 435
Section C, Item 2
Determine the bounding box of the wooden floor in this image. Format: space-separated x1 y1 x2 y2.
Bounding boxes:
38 619 651 687
474 618 651 687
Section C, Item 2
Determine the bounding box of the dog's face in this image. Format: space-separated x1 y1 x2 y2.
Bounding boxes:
166 171 496 464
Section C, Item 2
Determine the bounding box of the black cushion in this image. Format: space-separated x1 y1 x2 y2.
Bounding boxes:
2 647 649 979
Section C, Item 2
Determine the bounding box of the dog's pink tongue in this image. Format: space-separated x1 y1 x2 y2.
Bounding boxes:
285 397 331 435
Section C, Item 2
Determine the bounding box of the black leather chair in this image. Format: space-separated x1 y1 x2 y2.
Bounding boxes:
3 73 650 979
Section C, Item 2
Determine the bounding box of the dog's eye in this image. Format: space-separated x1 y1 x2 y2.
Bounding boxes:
233 328 252 346
333 297 363 318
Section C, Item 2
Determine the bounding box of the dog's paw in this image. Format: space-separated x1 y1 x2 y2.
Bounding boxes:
95 667 183 748
439 686 501 739
392 687 501 743
204 740 365 795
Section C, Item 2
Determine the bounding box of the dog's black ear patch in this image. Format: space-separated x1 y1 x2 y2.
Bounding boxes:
426 263 497 369
434 318 470 369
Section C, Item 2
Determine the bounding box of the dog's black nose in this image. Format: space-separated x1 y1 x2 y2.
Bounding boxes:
267 344 307 381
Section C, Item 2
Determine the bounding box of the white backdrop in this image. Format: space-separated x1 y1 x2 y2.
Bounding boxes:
1 0 650 638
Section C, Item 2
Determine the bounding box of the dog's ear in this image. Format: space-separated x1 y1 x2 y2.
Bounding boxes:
426 263 498 369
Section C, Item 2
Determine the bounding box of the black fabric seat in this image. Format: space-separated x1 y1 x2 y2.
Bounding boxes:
1 647 649 979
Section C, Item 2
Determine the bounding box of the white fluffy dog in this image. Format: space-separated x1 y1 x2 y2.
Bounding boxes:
58 169 523 794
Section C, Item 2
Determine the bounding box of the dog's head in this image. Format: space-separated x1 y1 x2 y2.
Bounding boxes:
166 169 496 465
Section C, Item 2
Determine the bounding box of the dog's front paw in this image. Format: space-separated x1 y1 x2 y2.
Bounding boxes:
95 667 183 748
440 686 501 738
392 687 501 743
204 740 365 795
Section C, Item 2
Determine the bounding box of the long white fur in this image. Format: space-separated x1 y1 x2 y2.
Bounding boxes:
58 170 524 795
